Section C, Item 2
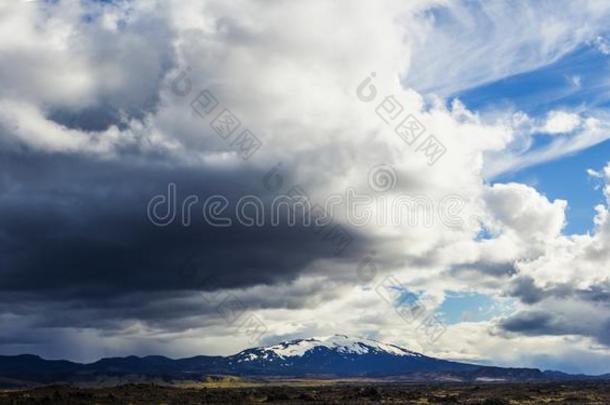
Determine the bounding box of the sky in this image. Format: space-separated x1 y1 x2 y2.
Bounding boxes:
1 0 610 375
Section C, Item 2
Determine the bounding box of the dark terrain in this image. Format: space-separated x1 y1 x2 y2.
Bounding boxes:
1 381 610 404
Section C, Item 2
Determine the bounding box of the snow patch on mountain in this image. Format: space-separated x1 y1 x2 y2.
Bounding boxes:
239 335 421 361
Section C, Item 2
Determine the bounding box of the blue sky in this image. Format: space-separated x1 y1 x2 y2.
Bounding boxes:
452 40 610 234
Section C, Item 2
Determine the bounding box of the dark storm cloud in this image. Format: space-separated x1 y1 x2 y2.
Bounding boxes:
47 103 154 132
577 284 610 303
507 276 545 304
598 319 610 346
500 311 555 334
506 277 610 305
500 278 610 346
0 149 368 312
455 261 517 277
16 274 347 334
500 307 610 347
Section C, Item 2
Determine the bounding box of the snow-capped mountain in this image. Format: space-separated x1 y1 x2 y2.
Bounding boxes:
222 335 539 379
234 335 422 361
0 335 570 386
222 334 436 377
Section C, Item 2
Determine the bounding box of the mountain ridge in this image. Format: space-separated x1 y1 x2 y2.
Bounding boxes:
0 335 608 387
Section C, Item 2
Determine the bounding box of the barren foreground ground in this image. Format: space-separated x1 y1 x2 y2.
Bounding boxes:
1 381 610 404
